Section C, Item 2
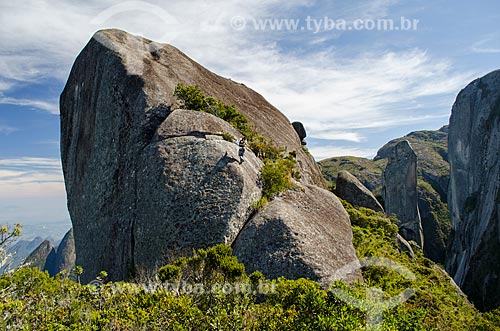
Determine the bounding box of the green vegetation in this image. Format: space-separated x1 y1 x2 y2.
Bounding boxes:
0 223 22 248
0 223 22 270
319 156 386 191
219 132 235 143
175 83 299 207
1 207 499 329
341 201 498 330
174 83 251 136
261 155 297 199
251 196 268 211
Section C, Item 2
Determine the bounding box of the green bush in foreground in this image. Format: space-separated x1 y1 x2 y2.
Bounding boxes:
2 203 500 330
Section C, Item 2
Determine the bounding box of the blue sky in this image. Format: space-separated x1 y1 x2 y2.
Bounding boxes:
0 0 499 238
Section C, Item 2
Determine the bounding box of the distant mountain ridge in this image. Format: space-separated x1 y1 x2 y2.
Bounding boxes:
320 126 451 264
24 229 75 276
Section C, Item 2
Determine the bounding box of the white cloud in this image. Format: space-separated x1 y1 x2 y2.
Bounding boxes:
471 34 500 54
0 124 18 135
0 154 63 227
0 158 65 198
0 97 59 114
0 158 61 169
309 131 366 142
0 0 475 123
308 145 377 161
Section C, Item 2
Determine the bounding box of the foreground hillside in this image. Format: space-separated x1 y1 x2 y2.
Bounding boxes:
1 203 498 330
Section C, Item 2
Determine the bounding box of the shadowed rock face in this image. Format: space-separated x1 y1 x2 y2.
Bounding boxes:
383 140 424 248
335 170 384 212
446 69 500 311
292 122 307 145
60 29 359 283
51 229 76 276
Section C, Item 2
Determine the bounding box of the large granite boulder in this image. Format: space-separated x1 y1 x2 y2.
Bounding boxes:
60 29 359 283
446 69 500 311
292 121 307 145
335 170 384 212
382 140 424 247
232 185 361 284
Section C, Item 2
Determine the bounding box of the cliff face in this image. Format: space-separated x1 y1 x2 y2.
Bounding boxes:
60 29 360 283
446 70 500 311
383 140 424 247
320 127 451 264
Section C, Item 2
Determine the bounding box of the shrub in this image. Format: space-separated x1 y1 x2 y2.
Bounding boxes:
159 245 246 286
174 83 252 137
252 197 269 210
248 134 285 160
261 157 296 199
158 265 182 283
219 132 235 142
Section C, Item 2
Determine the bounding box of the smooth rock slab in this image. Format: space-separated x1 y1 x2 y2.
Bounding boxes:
335 170 384 212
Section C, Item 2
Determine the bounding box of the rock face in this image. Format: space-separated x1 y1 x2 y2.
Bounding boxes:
51 229 76 276
320 128 451 264
60 29 359 283
446 70 500 311
25 240 55 270
335 171 384 212
291 122 307 145
382 140 424 248
24 229 76 277
233 185 361 284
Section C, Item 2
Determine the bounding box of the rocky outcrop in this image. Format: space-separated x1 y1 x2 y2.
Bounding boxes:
335 171 384 212
292 122 307 145
446 69 500 311
25 240 55 270
51 229 76 276
376 127 450 202
320 128 451 264
61 29 359 283
24 229 76 276
232 185 361 284
382 140 424 248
